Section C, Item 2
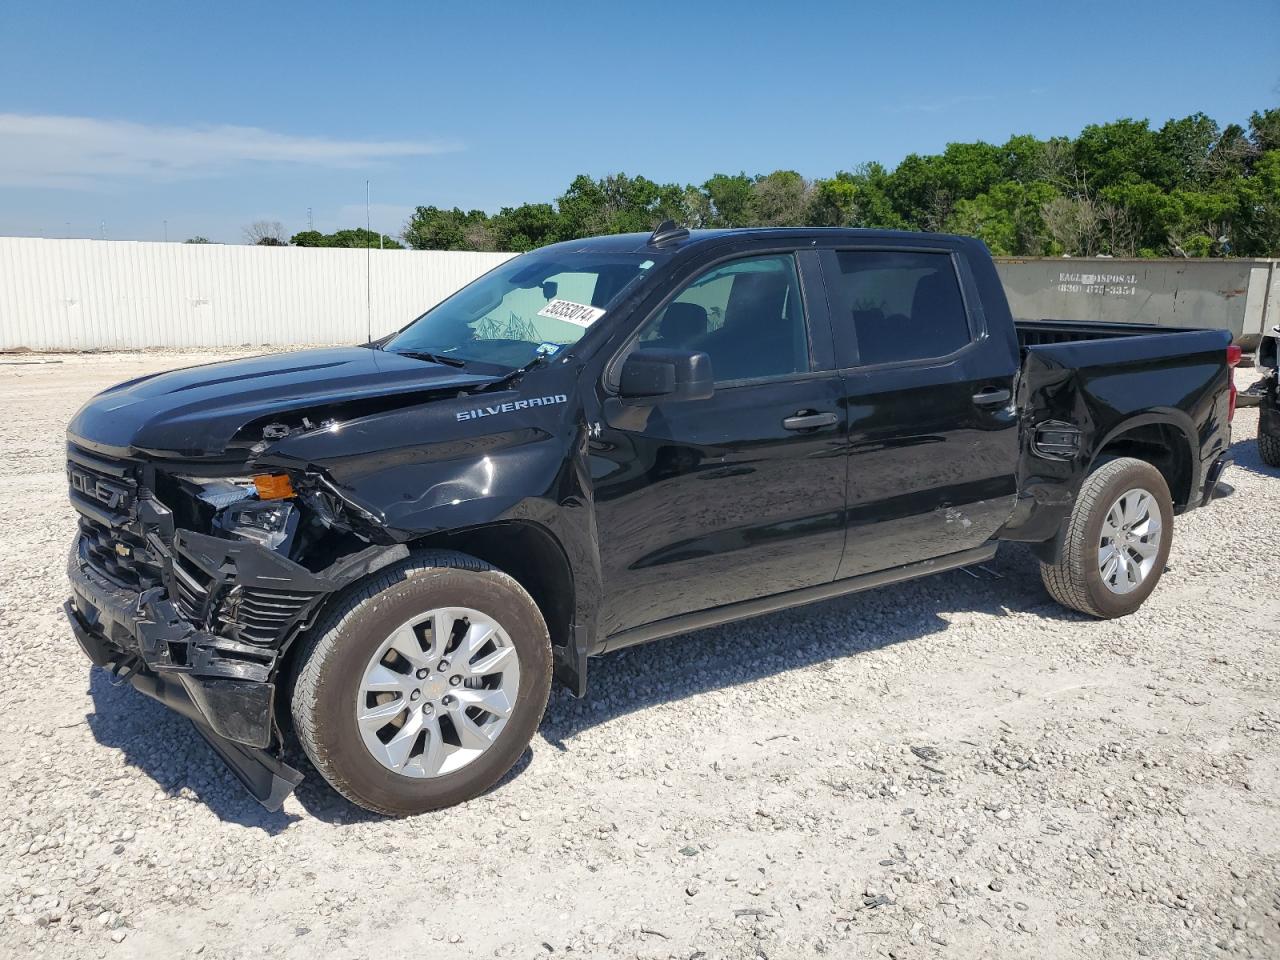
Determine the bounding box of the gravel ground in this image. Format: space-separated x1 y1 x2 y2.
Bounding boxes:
1 350 1277 960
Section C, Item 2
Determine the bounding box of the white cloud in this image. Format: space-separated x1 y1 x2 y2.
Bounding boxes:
0 113 459 189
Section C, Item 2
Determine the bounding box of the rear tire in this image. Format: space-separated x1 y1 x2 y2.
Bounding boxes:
290 550 552 816
1040 457 1173 619
1259 431 1280 467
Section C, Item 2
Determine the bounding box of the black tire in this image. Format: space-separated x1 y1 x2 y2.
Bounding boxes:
290 550 552 816
1039 457 1173 619
1259 431 1280 467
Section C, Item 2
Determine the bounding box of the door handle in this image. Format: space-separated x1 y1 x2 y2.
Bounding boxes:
972 387 1012 407
782 411 838 431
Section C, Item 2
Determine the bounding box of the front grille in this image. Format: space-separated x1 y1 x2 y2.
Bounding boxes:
66 444 173 593
77 517 151 589
228 588 313 645
67 444 138 528
172 552 215 623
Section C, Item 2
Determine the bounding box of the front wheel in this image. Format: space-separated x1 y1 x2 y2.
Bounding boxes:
1040 457 1173 619
290 551 552 816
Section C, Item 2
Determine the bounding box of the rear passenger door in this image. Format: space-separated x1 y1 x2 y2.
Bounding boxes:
817 245 1020 579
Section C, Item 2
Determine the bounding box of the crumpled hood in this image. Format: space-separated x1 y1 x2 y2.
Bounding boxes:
67 346 501 457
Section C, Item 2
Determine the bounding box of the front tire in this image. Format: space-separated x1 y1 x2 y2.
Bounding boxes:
1040 457 1173 619
290 550 552 816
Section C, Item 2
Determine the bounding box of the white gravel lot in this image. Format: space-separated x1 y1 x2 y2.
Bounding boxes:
0 349 1277 960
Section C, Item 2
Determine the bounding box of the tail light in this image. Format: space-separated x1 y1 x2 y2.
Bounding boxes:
1226 344 1242 421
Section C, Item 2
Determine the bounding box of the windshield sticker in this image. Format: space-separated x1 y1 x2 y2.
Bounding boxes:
537 299 606 328
456 394 568 422
536 342 561 357
639 259 654 270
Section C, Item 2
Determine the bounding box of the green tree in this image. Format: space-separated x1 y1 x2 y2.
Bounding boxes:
748 170 811 226
556 173 688 238
949 181 1059 255
387 103 1280 258
702 172 754 226
1074 118 1167 189
1249 108 1280 153
402 206 492 250
1235 151 1280 255
807 173 857 226
291 227 404 249
490 203 561 252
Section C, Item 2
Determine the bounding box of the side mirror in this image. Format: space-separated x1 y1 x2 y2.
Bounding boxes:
618 348 714 402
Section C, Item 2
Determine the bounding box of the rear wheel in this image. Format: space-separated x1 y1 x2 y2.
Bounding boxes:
291 551 552 816
1040 457 1173 619
1259 430 1280 467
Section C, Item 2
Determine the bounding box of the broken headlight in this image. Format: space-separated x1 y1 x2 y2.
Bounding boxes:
191 478 256 509
179 474 302 553
215 499 299 551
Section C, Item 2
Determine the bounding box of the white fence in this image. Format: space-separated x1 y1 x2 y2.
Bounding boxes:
0 237 514 351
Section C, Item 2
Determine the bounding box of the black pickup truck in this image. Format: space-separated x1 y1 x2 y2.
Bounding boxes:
65 225 1237 815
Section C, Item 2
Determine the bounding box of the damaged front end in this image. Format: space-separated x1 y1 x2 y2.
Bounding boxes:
64 436 406 810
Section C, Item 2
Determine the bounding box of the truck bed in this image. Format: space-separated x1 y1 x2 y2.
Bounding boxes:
1015 318 1201 349
1007 317 1232 543
1015 318 1229 368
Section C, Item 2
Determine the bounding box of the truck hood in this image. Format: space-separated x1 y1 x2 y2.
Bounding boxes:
67 346 502 457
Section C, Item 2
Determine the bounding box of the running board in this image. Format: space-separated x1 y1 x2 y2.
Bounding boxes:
602 543 999 653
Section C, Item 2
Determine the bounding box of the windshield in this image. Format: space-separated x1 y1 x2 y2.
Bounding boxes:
384 249 662 368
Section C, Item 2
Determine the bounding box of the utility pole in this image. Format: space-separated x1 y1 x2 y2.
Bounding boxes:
163 220 168 243
307 207 313 232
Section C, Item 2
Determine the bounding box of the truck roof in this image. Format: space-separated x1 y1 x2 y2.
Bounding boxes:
541 226 982 255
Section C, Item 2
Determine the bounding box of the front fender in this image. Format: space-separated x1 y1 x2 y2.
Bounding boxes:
253 373 605 645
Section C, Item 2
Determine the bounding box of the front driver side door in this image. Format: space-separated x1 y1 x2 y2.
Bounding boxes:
589 250 848 638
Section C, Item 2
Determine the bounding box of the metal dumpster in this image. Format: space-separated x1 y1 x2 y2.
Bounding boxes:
994 257 1280 349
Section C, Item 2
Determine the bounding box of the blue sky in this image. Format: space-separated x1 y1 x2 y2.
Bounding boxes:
1 0 1277 243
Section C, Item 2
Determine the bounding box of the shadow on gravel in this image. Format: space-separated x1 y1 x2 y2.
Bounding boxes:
539 543 1078 748
83 544 1072 825
1226 433 1280 481
286 734 537 824
85 669 298 833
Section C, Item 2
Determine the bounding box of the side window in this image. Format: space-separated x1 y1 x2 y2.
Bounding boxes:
823 251 970 366
636 255 809 383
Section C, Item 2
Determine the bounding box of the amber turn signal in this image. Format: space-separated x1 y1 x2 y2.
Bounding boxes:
252 473 295 500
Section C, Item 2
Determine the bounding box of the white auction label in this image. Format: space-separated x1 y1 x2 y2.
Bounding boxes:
537 299 606 328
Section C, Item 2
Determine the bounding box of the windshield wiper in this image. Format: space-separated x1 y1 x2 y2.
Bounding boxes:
493 349 556 386
393 350 467 369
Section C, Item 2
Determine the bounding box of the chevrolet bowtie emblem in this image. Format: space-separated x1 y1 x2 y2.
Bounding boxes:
115 543 131 558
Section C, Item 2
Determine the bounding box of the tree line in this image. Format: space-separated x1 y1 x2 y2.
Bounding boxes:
235 107 1280 258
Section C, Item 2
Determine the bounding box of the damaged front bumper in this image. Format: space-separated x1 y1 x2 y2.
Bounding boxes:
66 525 407 810
67 528 313 809
66 590 303 810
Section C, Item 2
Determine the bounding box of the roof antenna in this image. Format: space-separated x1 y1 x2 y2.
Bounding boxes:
366 179 372 343
648 219 689 246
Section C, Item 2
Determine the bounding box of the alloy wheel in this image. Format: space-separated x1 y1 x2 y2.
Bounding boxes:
355 607 521 777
